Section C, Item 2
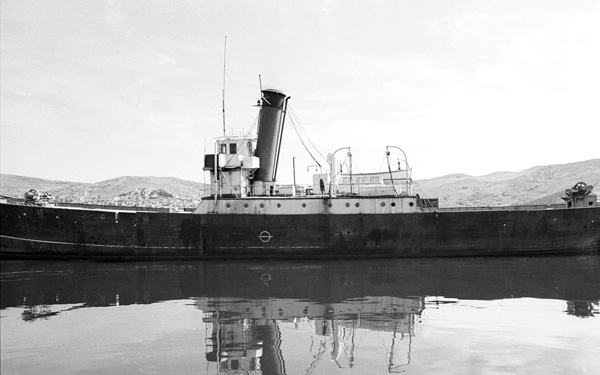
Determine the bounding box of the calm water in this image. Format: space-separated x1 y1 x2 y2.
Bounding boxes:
1 256 599 375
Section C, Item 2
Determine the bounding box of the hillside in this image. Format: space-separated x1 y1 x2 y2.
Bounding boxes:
1 159 599 208
414 159 600 207
0 175 209 209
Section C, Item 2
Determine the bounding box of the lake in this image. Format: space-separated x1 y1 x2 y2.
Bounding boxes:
1 255 599 374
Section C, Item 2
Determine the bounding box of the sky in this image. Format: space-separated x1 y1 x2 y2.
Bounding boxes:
1 0 599 184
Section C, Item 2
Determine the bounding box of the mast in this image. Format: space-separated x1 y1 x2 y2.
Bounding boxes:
222 36 227 137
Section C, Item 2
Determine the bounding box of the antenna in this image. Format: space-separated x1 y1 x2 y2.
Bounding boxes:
259 74 263 92
222 36 227 137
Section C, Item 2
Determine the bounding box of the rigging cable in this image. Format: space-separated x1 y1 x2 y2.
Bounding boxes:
289 116 322 168
245 113 260 139
288 109 325 168
288 106 328 163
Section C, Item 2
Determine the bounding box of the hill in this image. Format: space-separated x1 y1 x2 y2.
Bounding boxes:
0 175 209 209
1 159 599 208
414 159 600 207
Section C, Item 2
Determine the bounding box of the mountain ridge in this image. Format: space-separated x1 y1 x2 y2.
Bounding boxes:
413 159 600 207
2 159 599 208
0 174 210 209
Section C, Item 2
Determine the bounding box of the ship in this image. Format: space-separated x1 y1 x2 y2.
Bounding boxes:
1 89 599 259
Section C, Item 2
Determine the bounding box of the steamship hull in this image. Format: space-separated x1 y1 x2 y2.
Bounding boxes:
1 201 598 259
3 89 599 259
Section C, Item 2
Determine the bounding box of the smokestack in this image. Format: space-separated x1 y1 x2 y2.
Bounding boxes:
253 89 289 183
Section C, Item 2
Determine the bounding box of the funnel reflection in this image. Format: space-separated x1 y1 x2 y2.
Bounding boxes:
197 296 423 374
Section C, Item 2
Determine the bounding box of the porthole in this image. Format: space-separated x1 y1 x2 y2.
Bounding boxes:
355 203 360 207
328 203 333 207
409 202 414 207
380 202 386 207
260 203 264 208
244 203 249 208
302 203 307 208
226 203 231 208
277 203 281 208
345 203 350 208
391 202 396 207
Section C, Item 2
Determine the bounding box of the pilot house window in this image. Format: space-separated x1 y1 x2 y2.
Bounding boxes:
220 144 227 154
229 143 237 154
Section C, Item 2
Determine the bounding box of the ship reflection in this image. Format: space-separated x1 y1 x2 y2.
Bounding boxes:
1 256 599 374
197 296 423 374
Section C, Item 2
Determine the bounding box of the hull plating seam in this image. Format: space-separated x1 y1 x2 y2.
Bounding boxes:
0 234 191 250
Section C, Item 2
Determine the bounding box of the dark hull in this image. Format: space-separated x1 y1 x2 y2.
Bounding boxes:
1 202 599 259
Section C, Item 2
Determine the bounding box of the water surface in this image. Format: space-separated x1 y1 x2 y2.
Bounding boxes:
1 256 599 374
